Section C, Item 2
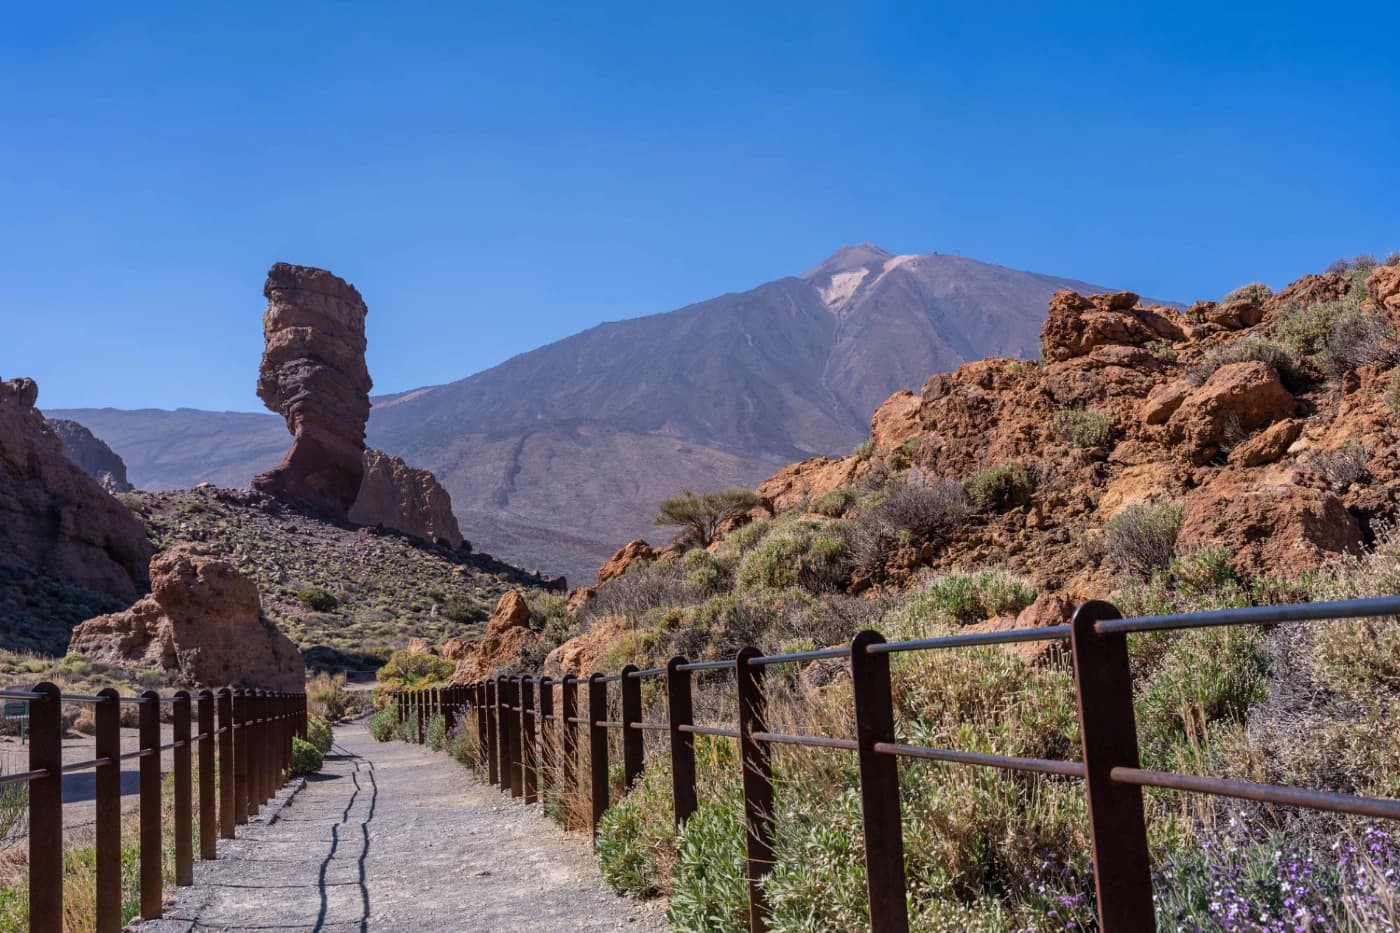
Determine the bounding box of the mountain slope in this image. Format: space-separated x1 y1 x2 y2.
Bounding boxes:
52 245 1157 580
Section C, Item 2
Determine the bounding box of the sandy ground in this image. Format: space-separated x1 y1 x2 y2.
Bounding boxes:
136 720 666 932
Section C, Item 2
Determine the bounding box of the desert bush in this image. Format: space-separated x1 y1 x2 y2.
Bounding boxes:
306 672 349 720
909 571 1038 625
525 592 573 648
425 713 446 751
964 463 1034 511
1390 372 1400 413
596 760 677 898
1308 440 1370 488
447 720 475 765
654 488 761 547
735 524 851 594
579 560 694 627
846 477 970 575
1050 409 1114 448
290 736 323 776
1222 281 1273 304
368 702 398 742
666 796 748 932
1275 298 1398 375
810 487 856 518
1104 501 1183 579
677 547 727 594
889 436 923 469
1186 337 1304 388
852 439 875 461
375 649 454 691
442 596 487 625
305 714 334 755
296 585 337 612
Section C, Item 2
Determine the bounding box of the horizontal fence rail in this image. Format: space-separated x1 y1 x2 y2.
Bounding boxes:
0 683 307 933
392 594 1400 932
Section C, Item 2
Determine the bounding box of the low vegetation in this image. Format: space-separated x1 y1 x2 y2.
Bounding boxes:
1051 408 1114 448
653 488 762 547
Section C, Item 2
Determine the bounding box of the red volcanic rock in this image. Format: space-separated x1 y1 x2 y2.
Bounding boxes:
1040 291 1185 361
253 263 372 519
448 590 537 683
0 377 152 601
597 539 658 584
1166 362 1294 464
68 545 305 690
1367 264 1400 325
349 448 464 547
1178 470 1362 579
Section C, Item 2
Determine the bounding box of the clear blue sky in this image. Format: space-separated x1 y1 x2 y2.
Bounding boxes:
2 1 1397 411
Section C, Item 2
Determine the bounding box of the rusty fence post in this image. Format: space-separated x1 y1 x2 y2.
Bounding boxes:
417 687 427 744
28 682 62 933
252 690 267 809
498 677 514 794
561 676 578 796
850 631 910 932
484 682 498 783
587 673 610 838
620 664 643 791
735 647 774 932
219 688 237 836
173 690 194 886
538 676 554 796
138 689 162 919
507 678 524 797
1071 601 1155 931
198 689 216 859
94 689 121 933
666 657 698 828
233 689 249 825
444 685 458 735
521 677 538 803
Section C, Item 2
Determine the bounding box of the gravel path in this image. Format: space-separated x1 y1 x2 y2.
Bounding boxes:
138 721 666 932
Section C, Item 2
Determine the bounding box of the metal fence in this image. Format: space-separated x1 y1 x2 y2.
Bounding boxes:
394 594 1400 932
0 684 306 933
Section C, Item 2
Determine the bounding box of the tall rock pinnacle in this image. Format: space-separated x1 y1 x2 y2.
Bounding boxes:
252 263 372 519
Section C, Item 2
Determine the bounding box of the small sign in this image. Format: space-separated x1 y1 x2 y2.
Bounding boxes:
1 701 25 720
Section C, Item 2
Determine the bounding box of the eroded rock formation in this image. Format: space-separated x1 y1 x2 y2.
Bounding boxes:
68 544 305 690
447 590 538 683
0 377 152 601
349 448 464 547
47 418 134 493
253 263 372 519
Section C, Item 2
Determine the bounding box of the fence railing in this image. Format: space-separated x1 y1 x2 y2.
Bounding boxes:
0 683 306 933
393 594 1400 932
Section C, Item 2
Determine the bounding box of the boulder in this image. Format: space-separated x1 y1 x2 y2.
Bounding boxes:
67 545 305 690
46 419 134 493
0 377 153 603
598 539 658 584
1040 291 1185 361
1367 264 1400 325
1228 418 1304 468
252 263 372 519
961 593 1074 666
870 389 923 451
1178 472 1363 579
349 448 464 547
756 456 862 514
447 590 538 683
1140 382 1190 425
1166 362 1293 464
543 616 629 679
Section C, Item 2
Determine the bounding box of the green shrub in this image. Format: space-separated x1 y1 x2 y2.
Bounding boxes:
853 439 875 461
376 649 454 691
1275 297 1397 375
1104 501 1182 580
810 487 856 518
368 702 398 742
296 585 337 612
305 714 334 755
963 463 1034 511
290 736 323 776
907 571 1038 626
679 547 727 593
889 436 923 469
667 796 748 932
1051 409 1114 448
596 761 676 898
1389 372 1400 413
442 597 486 624
425 713 446 751
1186 337 1304 388
735 525 850 594
449 721 475 764
1223 282 1272 304
655 488 762 547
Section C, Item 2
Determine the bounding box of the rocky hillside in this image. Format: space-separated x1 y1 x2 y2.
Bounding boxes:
53 244 1154 580
126 485 556 672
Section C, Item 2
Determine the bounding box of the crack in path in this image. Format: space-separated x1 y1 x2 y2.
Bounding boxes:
137 720 665 932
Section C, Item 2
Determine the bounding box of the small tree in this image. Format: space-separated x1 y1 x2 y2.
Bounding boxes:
654 488 761 547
